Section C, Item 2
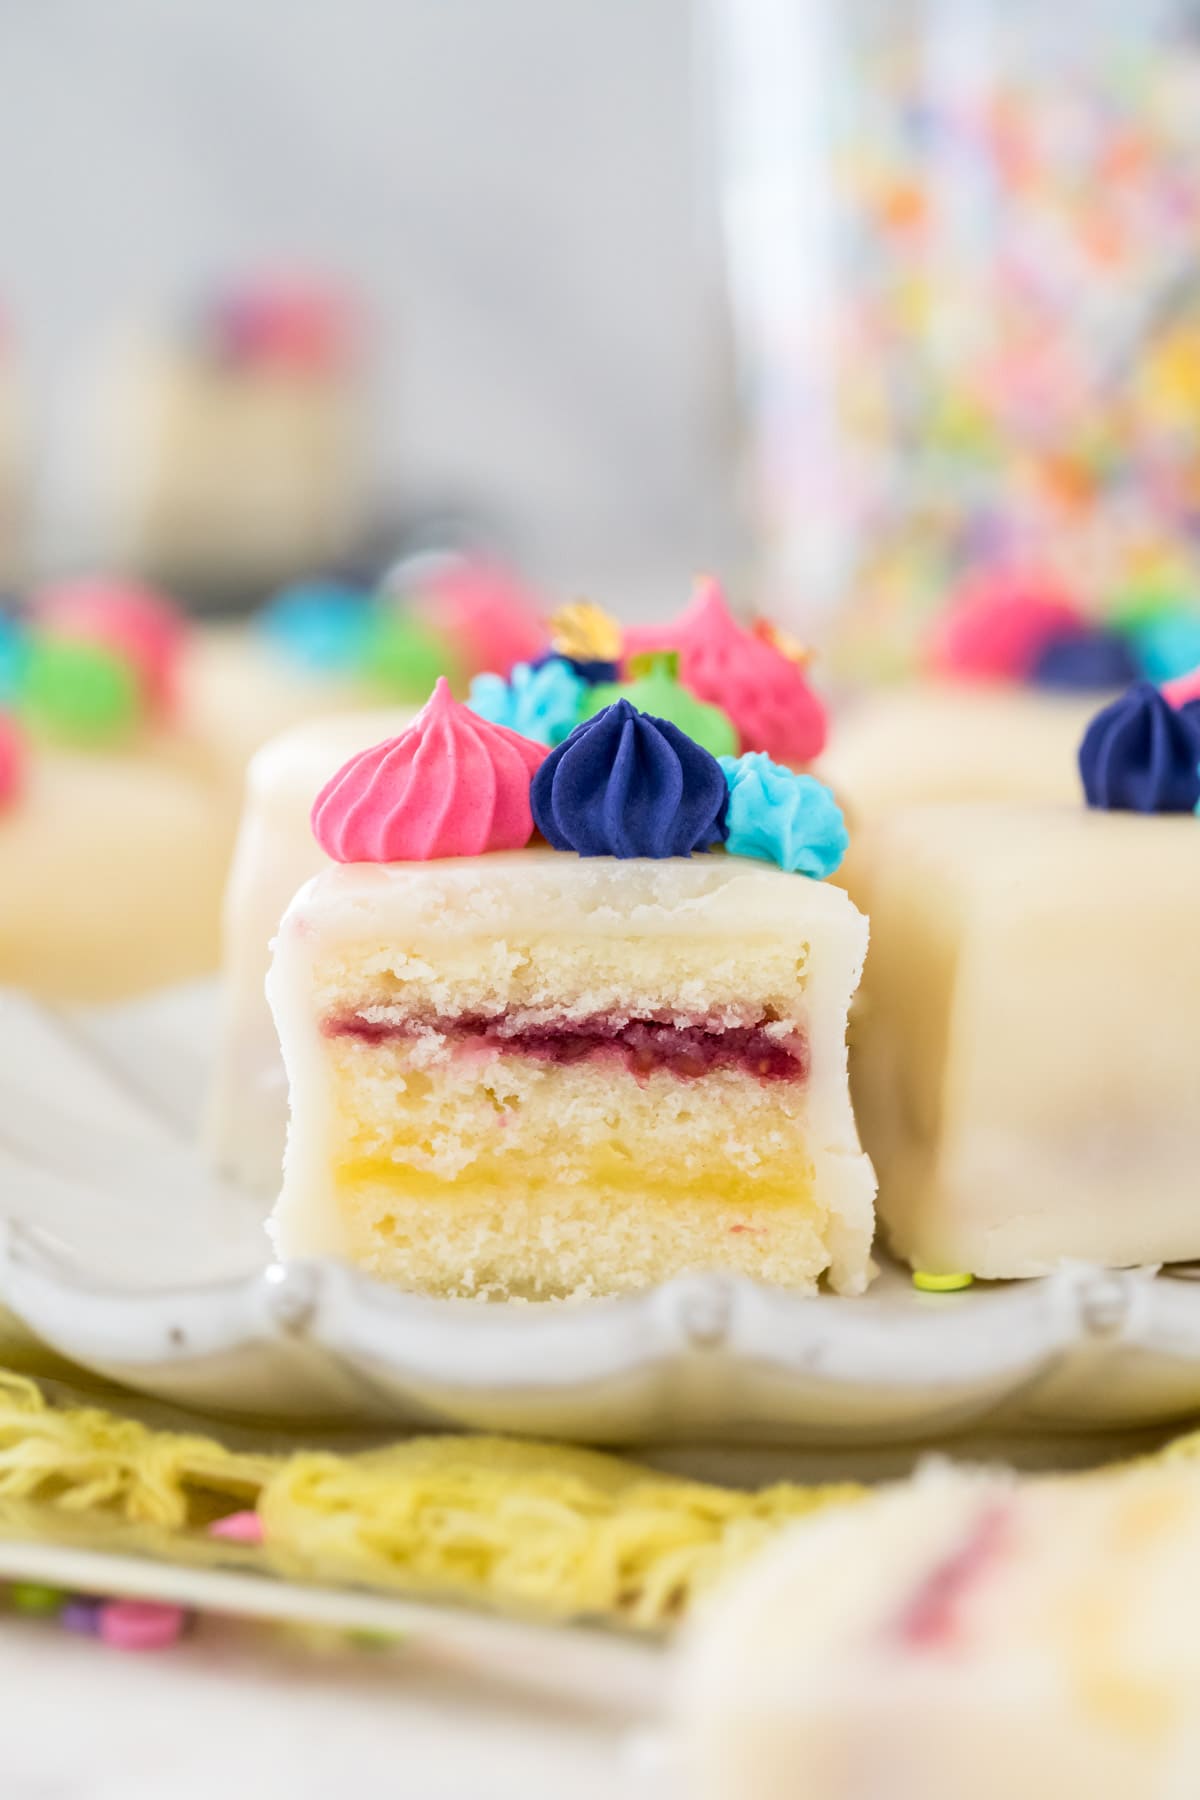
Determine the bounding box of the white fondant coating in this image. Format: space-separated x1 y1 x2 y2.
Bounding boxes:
821 682 1102 819
207 707 416 1194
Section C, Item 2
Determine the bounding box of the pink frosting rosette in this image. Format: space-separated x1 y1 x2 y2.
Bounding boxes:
624 578 827 766
928 570 1085 682
312 677 548 862
36 579 187 716
404 558 546 679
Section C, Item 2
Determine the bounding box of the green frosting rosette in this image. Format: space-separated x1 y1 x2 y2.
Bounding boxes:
582 650 737 758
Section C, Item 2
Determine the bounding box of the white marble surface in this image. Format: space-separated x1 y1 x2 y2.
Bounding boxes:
0 1614 643 1800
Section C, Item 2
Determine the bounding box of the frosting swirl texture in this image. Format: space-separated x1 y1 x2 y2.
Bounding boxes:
1079 681 1200 813
531 698 728 858
719 753 849 878
312 677 547 861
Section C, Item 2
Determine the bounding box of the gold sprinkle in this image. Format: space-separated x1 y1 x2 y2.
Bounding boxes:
549 601 622 663
753 618 815 669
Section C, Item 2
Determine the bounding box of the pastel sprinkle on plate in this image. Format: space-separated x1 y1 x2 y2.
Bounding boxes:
99 1600 189 1652
912 1270 975 1293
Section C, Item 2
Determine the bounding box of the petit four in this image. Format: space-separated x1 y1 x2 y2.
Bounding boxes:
675 1466 1200 1799
852 683 1200 1277
823 574 1139 834
185 555 544 785
103 282 360 594
266 680 871 1298
0 581 231 999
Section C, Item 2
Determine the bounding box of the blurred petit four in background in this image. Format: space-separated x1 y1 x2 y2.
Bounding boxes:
819 569 1200 898
0 580 228 1000
0 544 547 1004
96 279 362 603
674 1462 1200 1800
180 550 546 783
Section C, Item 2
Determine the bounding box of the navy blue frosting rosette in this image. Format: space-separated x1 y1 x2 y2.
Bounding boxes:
1079 681 1200 813
531 698 729 857
1029 624 1139 693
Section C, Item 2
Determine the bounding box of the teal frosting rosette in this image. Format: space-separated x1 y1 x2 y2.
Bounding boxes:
718 752 848 878
468 657 585 747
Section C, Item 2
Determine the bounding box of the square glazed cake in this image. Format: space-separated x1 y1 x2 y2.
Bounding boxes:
267 678 874 1298
855 795 1200 1277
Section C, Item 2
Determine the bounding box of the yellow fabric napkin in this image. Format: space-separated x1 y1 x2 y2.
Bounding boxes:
0 1368 859 1632
3 1363 1198 1634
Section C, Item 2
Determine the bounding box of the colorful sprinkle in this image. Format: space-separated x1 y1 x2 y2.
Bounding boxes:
98 1600 189 1651
208 1509 265 1545
548 600 622 666
8 1582 64 1615
912 1271 975 1293
60 1596 105 1636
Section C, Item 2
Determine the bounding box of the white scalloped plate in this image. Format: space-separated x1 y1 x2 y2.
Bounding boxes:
2 982 1200 1445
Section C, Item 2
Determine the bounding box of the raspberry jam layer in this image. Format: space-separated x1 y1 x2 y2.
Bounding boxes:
323 1010 809 1083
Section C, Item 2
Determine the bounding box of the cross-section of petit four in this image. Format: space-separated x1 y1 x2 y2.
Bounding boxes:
675 1466 1200 1800
853 684 1200 1277
267 679 873 1298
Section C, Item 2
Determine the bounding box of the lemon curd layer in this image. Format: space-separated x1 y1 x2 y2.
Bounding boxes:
268 851 875 1300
